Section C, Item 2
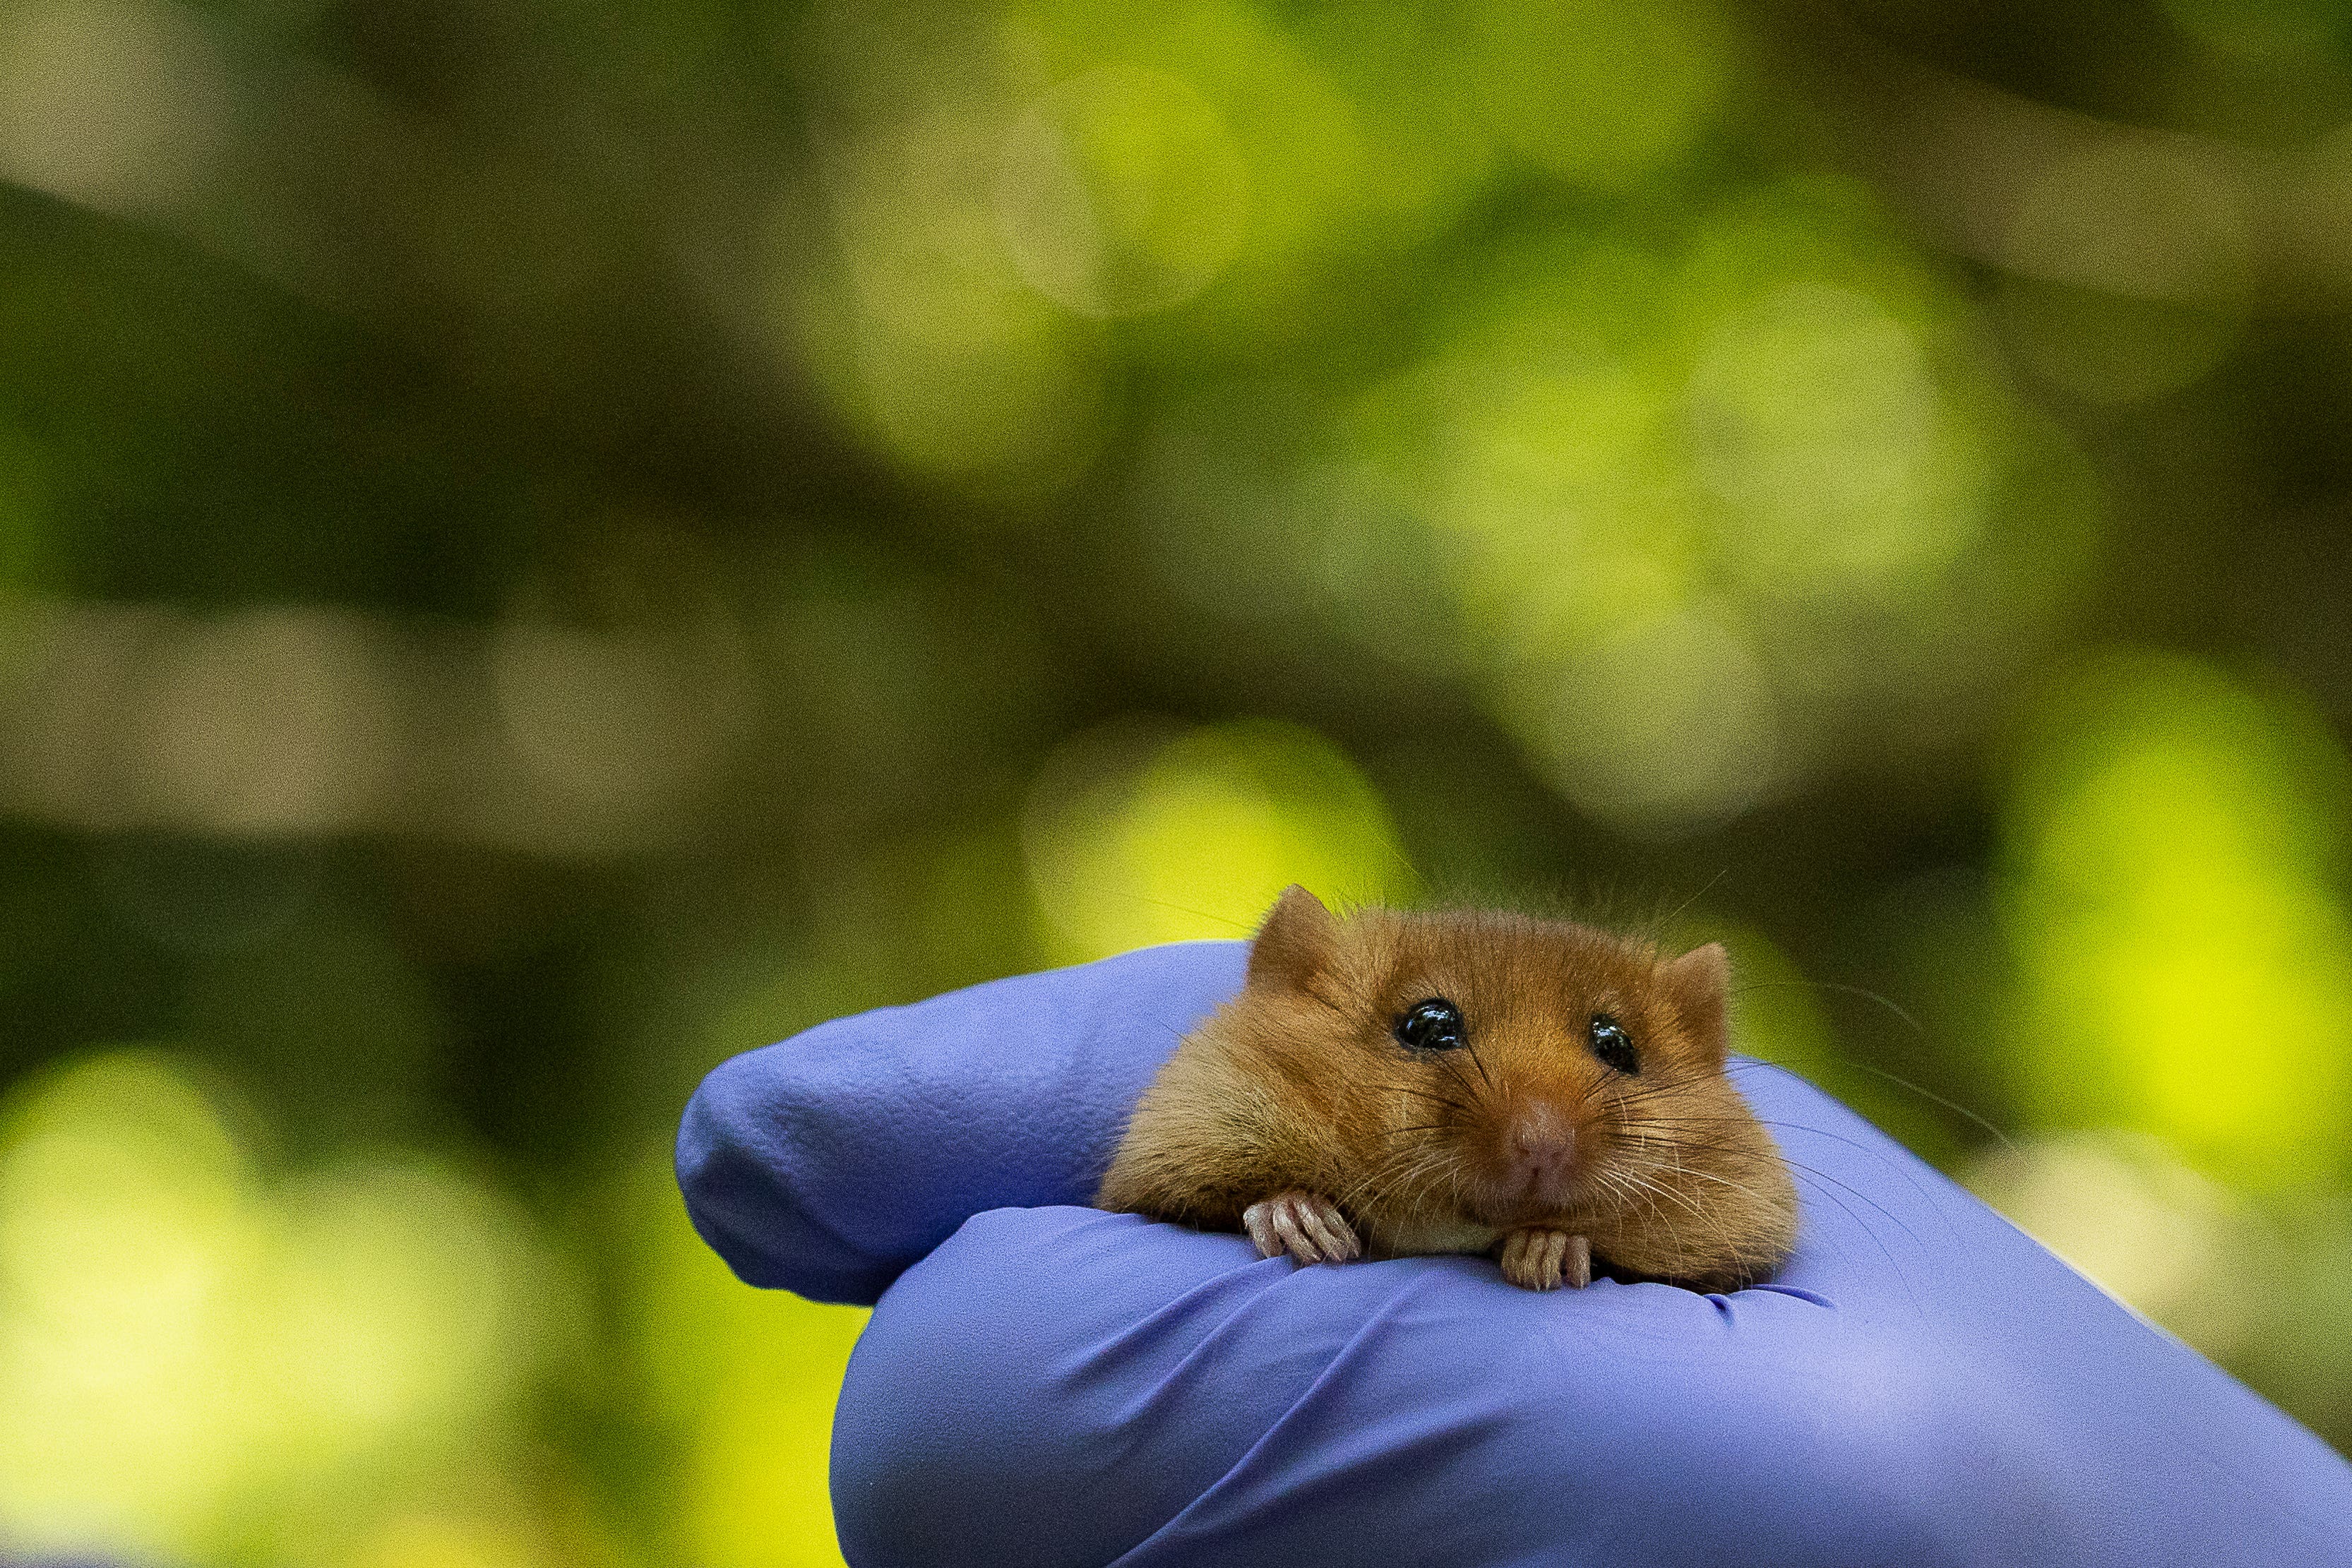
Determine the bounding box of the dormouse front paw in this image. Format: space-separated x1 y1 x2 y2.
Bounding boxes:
1241 1191 1361 1265
1500 1228 1592 1291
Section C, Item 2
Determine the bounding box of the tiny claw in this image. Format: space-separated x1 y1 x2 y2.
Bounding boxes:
1241 1191 1361 1265
1500 1227 1592 1291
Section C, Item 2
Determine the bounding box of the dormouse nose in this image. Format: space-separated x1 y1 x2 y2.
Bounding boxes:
1506 1099 1577 1204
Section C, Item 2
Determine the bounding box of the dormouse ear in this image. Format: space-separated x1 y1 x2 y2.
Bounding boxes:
1247 884 1338 995
1660 942 1731 1065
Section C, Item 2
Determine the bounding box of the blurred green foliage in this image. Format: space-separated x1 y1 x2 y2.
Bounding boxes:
6 0 2352 1561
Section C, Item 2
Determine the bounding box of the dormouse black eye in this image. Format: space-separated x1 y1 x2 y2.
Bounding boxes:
1395 998 1465 1052
1589 1014 1639 1075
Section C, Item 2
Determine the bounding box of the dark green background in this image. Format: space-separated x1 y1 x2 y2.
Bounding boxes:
3 1 2350 1562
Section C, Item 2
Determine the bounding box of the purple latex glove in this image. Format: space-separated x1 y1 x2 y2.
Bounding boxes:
677 942 2352 1566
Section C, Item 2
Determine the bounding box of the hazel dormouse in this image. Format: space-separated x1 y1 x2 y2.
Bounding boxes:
1097 887 1799 1291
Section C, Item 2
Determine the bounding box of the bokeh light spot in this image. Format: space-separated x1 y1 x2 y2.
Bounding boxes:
136 607 400 838
1466 0 1728 186
794 102 1105 488
0 0 229 215
2005 141 2252 302
1345 187 2089 838
626 1150 863 1568
1967 1129 2270 1359
1023 717 1410 962
347 1499 556 1568
996 66 1249 318
491 530 756 849
2001 654 2352 1185
1530 604 1780 838
1688 282 1986 595
268 1159 557 1470
0 1050 257 1558
0 1050 569 1563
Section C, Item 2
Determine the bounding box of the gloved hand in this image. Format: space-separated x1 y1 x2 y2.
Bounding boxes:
676 941 2352 1567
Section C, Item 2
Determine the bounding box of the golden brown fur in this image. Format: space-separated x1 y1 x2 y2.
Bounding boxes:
1095 886 1798 1291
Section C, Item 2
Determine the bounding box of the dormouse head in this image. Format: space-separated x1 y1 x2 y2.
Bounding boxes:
1241 885 1786 1267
